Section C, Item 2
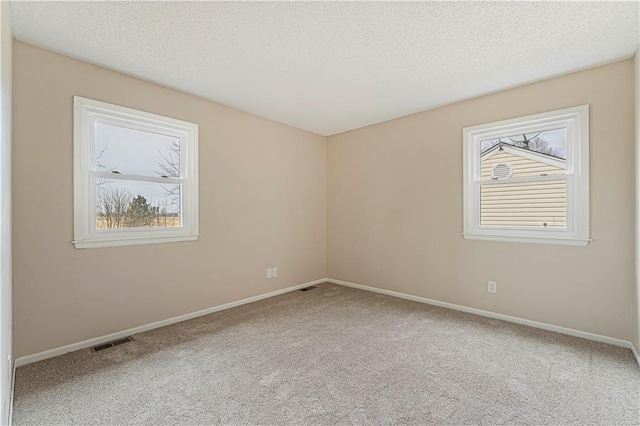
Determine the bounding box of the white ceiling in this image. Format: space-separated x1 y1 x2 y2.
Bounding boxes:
10 1 640 136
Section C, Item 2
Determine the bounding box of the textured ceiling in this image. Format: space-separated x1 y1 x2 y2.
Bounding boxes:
10 1 640 136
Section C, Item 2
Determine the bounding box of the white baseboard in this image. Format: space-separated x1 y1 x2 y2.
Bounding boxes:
14 278 328 368
328 278 639 361
631 344 640 368
8 360 14 426
14 277 640 371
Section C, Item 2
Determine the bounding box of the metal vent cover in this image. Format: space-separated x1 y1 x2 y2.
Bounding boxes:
92 337 133 352
300 286 318 292
491 163 513 180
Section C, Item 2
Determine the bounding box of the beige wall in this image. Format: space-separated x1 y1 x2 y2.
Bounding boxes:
12 42 327 358
0 2 12 422
12 40 638 358
328 59 636 341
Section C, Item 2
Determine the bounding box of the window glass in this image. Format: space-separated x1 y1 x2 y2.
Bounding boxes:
96 179 181 229
476 127 568 230
95 122 181 177
479 128 567 160
480 180 567 229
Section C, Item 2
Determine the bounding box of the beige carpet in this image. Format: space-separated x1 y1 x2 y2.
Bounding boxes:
13 283 640 425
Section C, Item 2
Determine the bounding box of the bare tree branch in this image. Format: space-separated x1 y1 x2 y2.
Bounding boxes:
155 141 181 208
96 186 131 229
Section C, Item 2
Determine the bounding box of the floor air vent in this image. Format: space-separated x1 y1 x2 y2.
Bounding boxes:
92 337 133 352
300 286 317 292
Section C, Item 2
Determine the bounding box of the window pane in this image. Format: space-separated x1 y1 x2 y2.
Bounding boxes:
480 180 567 229
96 178 181 229
480 128 567 159
95 123 180 177
479 128 567 181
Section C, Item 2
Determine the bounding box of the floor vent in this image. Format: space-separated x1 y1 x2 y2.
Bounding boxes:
300 286 317 292
111 337 133 347
92 337 133 352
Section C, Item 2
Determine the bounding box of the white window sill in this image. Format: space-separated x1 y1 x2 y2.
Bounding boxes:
73 234 199 249
462 232 590 247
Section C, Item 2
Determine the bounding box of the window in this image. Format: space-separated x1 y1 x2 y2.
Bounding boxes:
73 97 198 248
463 105 589 246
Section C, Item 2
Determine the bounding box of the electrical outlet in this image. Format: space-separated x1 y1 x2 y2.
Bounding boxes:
272 267 277 277
266 268 272 278
488 281 497 294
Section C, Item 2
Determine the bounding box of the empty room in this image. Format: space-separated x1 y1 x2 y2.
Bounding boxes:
0 1 639 425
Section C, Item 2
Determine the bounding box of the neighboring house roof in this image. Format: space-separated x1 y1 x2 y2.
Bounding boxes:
481 143 566 169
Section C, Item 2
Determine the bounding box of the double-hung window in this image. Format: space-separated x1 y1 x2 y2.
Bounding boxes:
73 97 199 248
463 105 589 246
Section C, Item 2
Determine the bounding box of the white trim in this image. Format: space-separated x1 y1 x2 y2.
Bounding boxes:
479 173 567 186
72 233 199 249
463 105 589 246
328 279 637 352
461 232 590 247
634 44 640 374
8 361 13 426
13 278 640 371
93 171 182 185
631 344 640 368
14 278 328 367
73 96 199 249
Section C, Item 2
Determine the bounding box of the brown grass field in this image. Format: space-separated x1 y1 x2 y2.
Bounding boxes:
96 217 181 229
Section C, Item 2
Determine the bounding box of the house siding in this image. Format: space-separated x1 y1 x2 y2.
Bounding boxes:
480 150 566 228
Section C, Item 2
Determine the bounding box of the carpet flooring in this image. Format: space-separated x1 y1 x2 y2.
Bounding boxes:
13 283 640 425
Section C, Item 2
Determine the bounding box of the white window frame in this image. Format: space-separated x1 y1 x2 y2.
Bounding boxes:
463 105 589 246
73 96 199 249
